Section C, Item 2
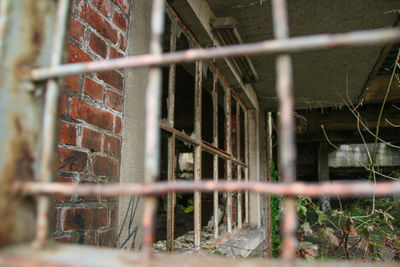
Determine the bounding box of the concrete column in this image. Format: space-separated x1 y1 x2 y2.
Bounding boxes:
318 142 331 212
119 0 152 250
248 110 261 228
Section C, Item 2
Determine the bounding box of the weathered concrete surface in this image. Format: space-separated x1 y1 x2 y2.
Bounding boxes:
118 0 151 250
217 229 265 258
0 0 56 247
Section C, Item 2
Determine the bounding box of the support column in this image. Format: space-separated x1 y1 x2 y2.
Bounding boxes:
248 109 261 228
318 142 331 213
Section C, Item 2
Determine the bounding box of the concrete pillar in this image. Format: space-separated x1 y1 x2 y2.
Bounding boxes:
318 142 331 212
248 110 261 228
119 0 152 250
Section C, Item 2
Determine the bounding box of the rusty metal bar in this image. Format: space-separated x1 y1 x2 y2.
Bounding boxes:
194 61 203 249
226 88 232 233
166 16 177 254
166 133 176 253
236 101 242 229
272 0 297 261
159 122 248 167
237 165 242 229
265 112 273 258
212 73 219 239
34 0 69 248
31 28 400 80
244 111 249 224
141 0 166 257
14 180 400 197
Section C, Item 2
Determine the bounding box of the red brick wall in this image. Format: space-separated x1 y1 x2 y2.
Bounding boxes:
55 0 130 247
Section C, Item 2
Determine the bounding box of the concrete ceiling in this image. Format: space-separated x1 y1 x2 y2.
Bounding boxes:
169 0 400 111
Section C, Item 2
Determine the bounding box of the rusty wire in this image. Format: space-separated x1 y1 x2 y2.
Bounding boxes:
271 0 297 261
13 180 400 197
141 0 166 258
30 29 400 80
34 0 69 248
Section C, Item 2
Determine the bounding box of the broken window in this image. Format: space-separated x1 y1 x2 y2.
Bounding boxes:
155 9 250 252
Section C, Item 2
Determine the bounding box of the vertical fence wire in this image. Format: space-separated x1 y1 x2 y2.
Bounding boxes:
166 17 177 253
236 101 242 229
212 73 219 239
194 60 203 248
226 88 233 233
265 112 273 258
244 110 249 224
141 0 166 258
271 0 298 262
34 0 69 248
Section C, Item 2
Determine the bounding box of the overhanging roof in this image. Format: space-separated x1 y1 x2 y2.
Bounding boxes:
169 0 399 110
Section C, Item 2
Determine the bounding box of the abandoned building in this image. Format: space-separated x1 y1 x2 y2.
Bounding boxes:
0 0 400 265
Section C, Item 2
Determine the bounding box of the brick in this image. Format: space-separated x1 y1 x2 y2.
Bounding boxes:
70 17 85 42
62 208 92 231
59 93 68 116
93 155 119 178
112 10 127 32
103 134 121 156
78 2 118 43
92 0 111 17
114 116 122 133
89 31 108 59
119 32 127 51
70 98 114 131
94 208 109 228
58 120 77 146
58 147 87 173
68 43 92 63
55 176 73 201
112 0 129 14
97 71 123 91
109 46 123 59
98 230 116 247
81 127 102 152
62 208 108 231
83 76 103 100
65 75 81 93
106 90 123 112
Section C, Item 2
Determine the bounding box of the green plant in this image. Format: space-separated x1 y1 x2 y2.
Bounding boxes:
296 195 399 261
176 195 194 214
270 161 282 257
